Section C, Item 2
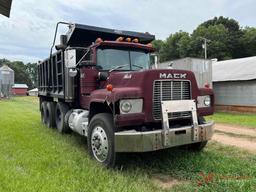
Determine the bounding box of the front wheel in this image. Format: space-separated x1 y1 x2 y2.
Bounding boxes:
187 141 208 151
88 113 116 168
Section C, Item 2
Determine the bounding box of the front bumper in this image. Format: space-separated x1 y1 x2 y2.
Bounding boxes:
115 121 214 152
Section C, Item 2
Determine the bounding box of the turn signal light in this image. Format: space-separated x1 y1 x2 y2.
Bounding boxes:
132 38 139 43
106 84 113 92
95 38 103 43
116 37 124 42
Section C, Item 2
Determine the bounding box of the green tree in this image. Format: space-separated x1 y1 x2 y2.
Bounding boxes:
240 27 256 57
190 24 231 60
26 63 38 88
200 16 244 58
159 31 191 62
152 39 164 54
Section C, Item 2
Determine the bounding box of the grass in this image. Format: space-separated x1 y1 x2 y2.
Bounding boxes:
0 97 256 192
206 112 256 128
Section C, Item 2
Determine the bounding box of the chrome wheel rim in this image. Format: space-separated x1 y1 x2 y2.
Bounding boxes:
91 126 109 162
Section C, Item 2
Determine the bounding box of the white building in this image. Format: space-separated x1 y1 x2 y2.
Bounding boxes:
213 56 256 113
28 88 38 96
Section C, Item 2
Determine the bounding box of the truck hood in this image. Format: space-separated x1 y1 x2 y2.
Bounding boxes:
90 68 213 124
108 69 198 91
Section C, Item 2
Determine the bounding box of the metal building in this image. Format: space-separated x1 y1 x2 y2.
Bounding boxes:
0 64 14 98
213 56 256 113
157 57 212 88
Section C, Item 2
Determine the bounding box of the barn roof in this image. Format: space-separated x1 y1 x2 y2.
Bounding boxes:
12 84 28 88
213 56 256 82
0 0 12 17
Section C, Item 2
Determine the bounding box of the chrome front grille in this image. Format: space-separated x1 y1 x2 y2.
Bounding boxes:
153 80 191 120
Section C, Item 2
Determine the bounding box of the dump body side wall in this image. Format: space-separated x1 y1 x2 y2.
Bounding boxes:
38 51 77 102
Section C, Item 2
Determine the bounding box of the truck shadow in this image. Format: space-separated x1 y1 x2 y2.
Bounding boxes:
115 146 211 180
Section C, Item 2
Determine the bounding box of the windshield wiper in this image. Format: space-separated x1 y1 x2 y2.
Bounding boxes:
109 64 129 72
132 64 143 69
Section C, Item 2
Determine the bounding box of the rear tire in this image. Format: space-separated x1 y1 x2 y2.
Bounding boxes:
45 102 56 128
55 102 70 133
88 113 116 168
40 102 47 125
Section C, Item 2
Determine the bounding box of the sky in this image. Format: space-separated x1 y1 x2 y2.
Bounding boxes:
0 0 256 63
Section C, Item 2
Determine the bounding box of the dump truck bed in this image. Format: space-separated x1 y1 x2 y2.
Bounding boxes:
66 23 155 47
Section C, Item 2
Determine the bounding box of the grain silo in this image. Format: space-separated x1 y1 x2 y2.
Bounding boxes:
0 65 14 98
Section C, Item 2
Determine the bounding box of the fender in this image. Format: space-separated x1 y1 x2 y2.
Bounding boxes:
89 87 142 105
198 88 215 116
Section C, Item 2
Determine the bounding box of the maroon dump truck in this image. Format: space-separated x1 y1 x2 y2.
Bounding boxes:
38 22 214 167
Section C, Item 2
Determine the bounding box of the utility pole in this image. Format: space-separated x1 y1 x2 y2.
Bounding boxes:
200 37 211 59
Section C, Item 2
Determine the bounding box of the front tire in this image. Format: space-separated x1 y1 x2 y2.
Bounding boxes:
187 141 208 151
182 116 208 151
88 113 116 168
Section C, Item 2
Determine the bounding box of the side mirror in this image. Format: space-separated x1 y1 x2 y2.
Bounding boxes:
98 72 108 81
55 35 68 50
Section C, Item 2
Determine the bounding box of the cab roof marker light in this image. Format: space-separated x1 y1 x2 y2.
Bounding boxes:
95 38 103 43
116 37 124 42
125 37 131 42
132 38 139 43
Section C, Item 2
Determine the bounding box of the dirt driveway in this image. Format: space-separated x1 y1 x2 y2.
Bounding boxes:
213 123 256 153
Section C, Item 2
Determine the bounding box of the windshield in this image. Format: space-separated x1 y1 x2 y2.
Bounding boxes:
97 48 150 71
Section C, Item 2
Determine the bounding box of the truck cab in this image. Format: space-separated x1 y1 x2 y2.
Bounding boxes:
38 23 214 167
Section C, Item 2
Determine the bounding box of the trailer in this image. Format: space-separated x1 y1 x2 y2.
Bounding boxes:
38 22 214 167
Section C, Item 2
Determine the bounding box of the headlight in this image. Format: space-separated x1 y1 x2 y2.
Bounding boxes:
204 96 211 107
197 96 211 108
120 99 143 114
120 100 132 113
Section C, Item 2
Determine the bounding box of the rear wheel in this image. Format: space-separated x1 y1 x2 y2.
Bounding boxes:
88 113 116 168
40 102 47 125
55 102 70 133
45 102 56 128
